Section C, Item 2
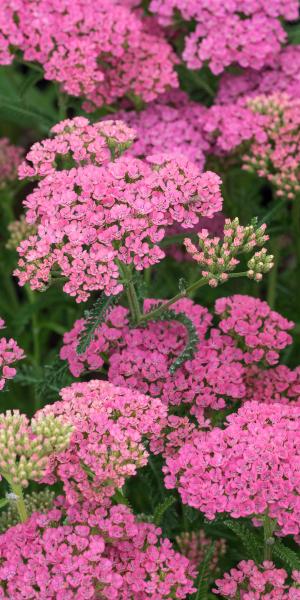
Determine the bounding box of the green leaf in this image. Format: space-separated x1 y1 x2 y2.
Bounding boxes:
153 496 176 525
0 499 9 510
193 542 216 600
222 519 263 564
272 540 300 571
141 306 199 373
77 293 122 354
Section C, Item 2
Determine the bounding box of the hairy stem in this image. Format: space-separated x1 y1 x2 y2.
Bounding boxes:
137 271 248 325
263 513 276 561
118 263 142 324
3 476 28 523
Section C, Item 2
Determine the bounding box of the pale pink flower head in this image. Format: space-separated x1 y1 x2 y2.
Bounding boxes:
215 294 294 365
37 380 167 505
15 118 223 302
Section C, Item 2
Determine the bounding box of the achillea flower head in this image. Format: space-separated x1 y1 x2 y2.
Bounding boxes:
214 560 300 598
0 138 23 186
245 364 300 404
37 380 167 504
217 46 300 104
215 294 293 365
114 90 209 168
0 0 178 109
0 411 73 488
15 118 223 302
0 319 25 391
184 217 272 287
164 401 300 536
149 0 299 74
0 500 195 599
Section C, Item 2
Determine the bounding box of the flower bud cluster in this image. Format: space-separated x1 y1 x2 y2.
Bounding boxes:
0 411 73 487
184 217 272 287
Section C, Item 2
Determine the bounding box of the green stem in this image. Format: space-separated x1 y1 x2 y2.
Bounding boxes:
267 238 280 309
263 513 276 561
137 271 248 325
3 477 28 523
118 263 142 324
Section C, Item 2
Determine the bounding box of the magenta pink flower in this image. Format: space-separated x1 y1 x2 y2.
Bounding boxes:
215 294 294 365
214 560 300 598
245 364 300 404
0 319 24 391
0 500 195 599
164 401 300 536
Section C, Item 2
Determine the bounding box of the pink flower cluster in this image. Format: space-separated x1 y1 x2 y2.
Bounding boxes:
214 560 300 598
37 380 167 505
0 0 178 109
217 46 300 104
0 139 23 186
215 294 293 365
0 501 195 599
245 365 300 404
0 319 24 391
15 117 223 302
184 218 273 287
164 401 300 536
149 0 299 74
61 295 293 426
114 90 209 169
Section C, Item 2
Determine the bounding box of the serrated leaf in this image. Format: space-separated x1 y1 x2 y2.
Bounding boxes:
153 496 176 525
272 540 300 571
77 293 121 354
193 542 216 600
223 519 263 564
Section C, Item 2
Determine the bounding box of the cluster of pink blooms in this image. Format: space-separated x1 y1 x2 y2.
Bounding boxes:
0 318 24 391
61 295 293 427
0 139 23 186
184 218 273 286
217 46 300 105
215 294 294 365
15 117 222 302
115 90 209 169
0 0 178 109
164 401 300 536
242 94 300 199
37 380 167 505
245 364 300 404
149 0 299 74
214 561 300 598
0 500 195 599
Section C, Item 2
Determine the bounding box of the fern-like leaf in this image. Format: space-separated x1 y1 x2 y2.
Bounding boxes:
193 542 216 600
153 496 176 525
223 519 263 564
142 306 199 373
77 293 121 354
272 540 300 571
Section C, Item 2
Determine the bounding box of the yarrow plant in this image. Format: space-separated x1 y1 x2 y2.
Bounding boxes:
1 0 300 597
